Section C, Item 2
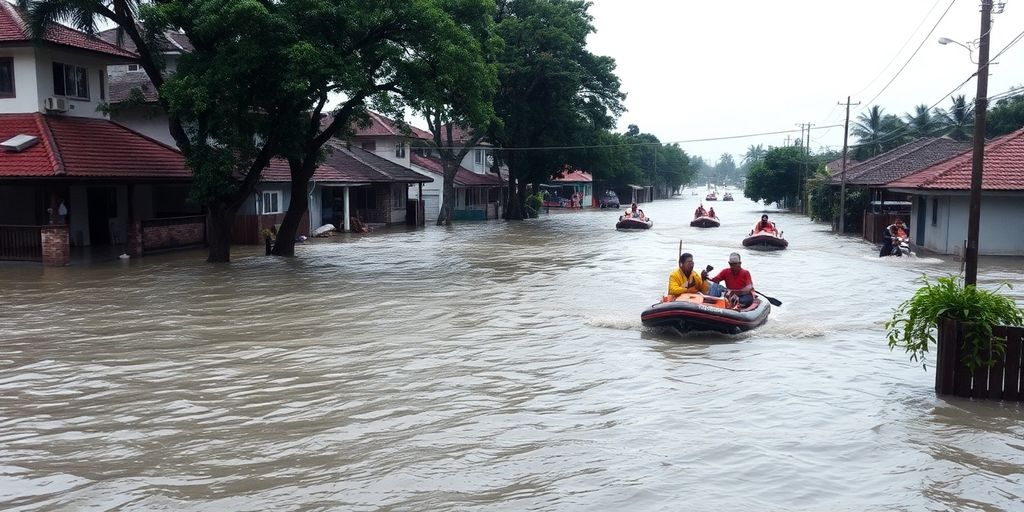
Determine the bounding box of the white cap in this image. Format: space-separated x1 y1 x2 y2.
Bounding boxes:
728 252 742 263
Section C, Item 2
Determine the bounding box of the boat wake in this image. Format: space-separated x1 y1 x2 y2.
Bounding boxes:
585 315 643 330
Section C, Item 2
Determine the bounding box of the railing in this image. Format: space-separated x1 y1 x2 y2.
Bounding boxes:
0 225 43 261
936 317 1024 401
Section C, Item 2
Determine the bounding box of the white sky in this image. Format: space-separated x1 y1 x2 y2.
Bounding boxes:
585 0 1024 163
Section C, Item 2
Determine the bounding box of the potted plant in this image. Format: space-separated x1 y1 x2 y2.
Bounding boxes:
886 275 1024 373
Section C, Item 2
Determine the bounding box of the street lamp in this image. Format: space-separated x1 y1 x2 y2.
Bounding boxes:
937 2 994 286
937 37 979 63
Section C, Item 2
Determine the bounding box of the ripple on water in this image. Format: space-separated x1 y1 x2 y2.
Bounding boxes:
1 193 1022 511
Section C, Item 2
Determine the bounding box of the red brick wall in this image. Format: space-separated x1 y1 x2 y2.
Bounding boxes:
41 225 70 267
142 221 205 251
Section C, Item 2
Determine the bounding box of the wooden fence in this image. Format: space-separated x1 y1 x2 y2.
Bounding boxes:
0 225 43 261
936 317 1024 401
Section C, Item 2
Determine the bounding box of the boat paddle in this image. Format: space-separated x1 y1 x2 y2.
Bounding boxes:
755 290 782 307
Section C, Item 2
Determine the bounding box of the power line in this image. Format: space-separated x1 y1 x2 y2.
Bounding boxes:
860 0 962 113
853 0 946 99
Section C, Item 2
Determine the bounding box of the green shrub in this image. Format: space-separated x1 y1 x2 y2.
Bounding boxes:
526 193 543 213
886 275 1024 372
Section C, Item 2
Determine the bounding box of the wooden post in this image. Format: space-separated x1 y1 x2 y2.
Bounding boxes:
1002 328 1022 401
986 329 1006 400
935 317 959 395
954 321 974 397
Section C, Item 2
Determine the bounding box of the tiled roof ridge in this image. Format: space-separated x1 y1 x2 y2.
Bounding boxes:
0 1 137 58
916 128 1024 188
33 113 64 175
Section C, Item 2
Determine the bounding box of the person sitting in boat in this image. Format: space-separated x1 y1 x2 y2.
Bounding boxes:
668 252 709 299
694 204 707 218
708 206 717 219
751 214 777 235
702 252 754 308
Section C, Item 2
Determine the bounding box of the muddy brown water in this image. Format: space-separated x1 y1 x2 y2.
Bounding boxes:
1 192 1022 511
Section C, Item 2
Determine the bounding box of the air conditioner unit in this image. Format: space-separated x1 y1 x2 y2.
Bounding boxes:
43 96 68 113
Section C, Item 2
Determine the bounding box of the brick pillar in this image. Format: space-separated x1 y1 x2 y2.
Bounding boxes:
127 220 143 257
41 225 70 267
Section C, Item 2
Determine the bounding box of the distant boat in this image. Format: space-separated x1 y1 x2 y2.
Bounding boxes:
705 191 717 201
722 192 734 201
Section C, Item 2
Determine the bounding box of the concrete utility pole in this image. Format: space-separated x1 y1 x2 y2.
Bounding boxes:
965 0 993 286
838 96 860 233
796 122 814 212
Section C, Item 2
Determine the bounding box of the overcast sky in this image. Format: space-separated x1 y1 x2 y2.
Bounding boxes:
585 0 1024 164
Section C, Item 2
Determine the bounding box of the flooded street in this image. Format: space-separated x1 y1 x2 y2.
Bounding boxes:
1 193 1022 511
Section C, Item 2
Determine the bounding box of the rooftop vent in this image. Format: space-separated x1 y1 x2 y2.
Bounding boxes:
0 134 39 152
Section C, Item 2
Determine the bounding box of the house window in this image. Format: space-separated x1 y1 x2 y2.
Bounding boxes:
474 149 483 164
395 142 406 158
98 69 105 100
0 57 14 98
391 184 407 208
361 141 376 152
931 198 938 226
127 64 141 72
465 188 482 206
261 191 282 215
52 62 89 99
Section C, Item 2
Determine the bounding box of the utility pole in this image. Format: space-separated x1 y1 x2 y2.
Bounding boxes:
838 97 860 233
783 135 792 146
796 122 814 213
965 0 993 286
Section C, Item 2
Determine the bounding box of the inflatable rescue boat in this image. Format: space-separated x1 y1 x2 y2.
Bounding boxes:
742 231 788 250
641 293 770 334
690 215 720 228
617 216 653 230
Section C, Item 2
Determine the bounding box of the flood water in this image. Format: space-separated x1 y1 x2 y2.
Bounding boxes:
1 192 1022 511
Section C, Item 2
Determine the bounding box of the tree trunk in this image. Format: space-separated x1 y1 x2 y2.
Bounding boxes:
206 203 235 263
505 165 524 220
436 162 459 226
271 174 311 256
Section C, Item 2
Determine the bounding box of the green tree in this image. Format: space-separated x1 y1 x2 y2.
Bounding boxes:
741 144 767 167
903 104 945 138
26 0 306 262
851 106 907 160
743 146 803 207
398 0 501 226
491 0 625 219
936 95 974 141
986 92 1024 137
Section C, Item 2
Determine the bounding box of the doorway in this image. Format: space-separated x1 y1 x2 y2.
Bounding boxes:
87 187 118 245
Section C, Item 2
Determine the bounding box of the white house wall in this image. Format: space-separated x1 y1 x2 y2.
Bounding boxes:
912 194 1024 256
33 47 114 119
0 47 40 114
111 107 176 146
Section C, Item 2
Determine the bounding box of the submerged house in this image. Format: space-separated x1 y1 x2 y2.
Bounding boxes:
830 137 971 242
342 111 505 221
0 2 206 265
885 128 1024 256
545 170 593 208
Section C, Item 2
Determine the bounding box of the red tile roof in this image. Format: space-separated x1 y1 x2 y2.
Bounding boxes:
0 2 137 59
887 129 1024 190
0 113 188 178
338 111 432 139
260 144 432 184
551 169 593 183
410 153 503 187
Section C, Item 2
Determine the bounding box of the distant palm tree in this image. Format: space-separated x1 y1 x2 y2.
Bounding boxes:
852 106 888 158
903 104 944 138
936 95 974 141
741 144 766 166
